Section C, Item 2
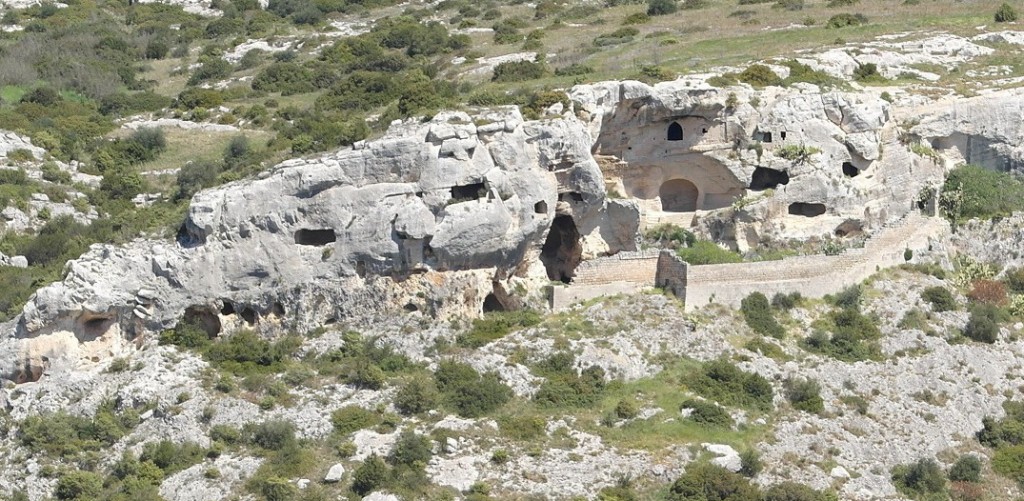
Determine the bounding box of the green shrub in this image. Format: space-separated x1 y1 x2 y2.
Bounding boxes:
853 62 884 83
826 12 867 28
994 445 1024 483
964 303 1000 343
740 292 785 338
684 359 774 412
492 59 547 82
394 379 440 415
555 63 595 76
738 64 782 87
203 330 302 374
771 292 802 310
784 377 824 414
19 405 137 458
774 0 803 10
594 27 639 46
739 449 762 477
646 224 696 248
762 482 831 501
891 458 946 499
647 0 678 15
623 12 650 24
534 361 606 408
352 454 391 495
55 470 103 500
188 58 233 85
245 420 296 451
948 455 982 483
499 414 547 440
921 286 956 312
435 361 513 417
830 284 862 310
1005 267 1024 294
140 440 206 476
995 2 1018 22
941 164 1024 223
458 310 541 348
667 462 760 501
210 424 242 445
615 399 640 419
388 431 432 467
781 60 841 87
801 307 881 361
677 241 743 265
332 406 381 435
681 399 734 427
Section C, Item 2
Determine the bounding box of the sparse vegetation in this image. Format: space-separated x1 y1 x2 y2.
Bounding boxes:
684 359 774 412
922 286 957 312
740 292 785 338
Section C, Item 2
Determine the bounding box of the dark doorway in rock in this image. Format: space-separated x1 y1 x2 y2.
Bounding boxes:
541 215 583 284
762 132 773 143
240 307 257 325
660 179 699 212
788 202 827 217
220 301 235 316
558 192 585 203
294 229 336 246
750 167 790 191
482 293 506 313
667 122 683 141
842 162 860 177
451 182 486 202
183 306 221 337
534 201 548 214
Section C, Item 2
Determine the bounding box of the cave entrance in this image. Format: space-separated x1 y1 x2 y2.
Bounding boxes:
450 182 487 202
667 122 683 141
842 162 860 177
750 167 789 191
788 202 827 217
659 179 699 212
294 229 337 246
182 306 222 338
482 293 506 313
540 215 582 284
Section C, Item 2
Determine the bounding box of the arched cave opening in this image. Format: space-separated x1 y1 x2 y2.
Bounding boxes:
534 201 548 214
294 229 337 246
788 202 827 217
183 306 222 337
482 293 506 313
240 307 257 325
750 167 790 191
540 215 583 284
659 179 699 212
667 122 683 141
842 162 860 177
220 301 235 316
77 315 117 341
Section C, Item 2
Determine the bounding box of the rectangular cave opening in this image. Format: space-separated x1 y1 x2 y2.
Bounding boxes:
294 229 337 246
450 182 486 202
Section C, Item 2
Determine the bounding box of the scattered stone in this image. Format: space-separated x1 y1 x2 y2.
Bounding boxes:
324 464 345 483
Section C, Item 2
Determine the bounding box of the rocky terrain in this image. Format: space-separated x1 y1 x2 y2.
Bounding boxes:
2 0 1024 500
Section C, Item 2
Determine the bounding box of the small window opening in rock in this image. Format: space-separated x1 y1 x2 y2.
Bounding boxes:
534 201 548 214
482 293 506 313
842 162 860 177
81 317 115 339
220 302 235 316
294 229 337 246
324 317 338 325
788 202 827 217
240 307 257 325
404 303 418 312
667 122 683 141
356 260 367 278
541 215 583 284
558 192 585 203
271 302 285 316
762 132 773 143
450 182 486 202
750 166 790 191
701 128 708 134
659 179 699 212
780 131 787 140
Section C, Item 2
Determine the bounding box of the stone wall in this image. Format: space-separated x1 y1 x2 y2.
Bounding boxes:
550 212 947 312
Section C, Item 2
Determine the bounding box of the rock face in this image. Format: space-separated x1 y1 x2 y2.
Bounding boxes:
570 80 944 250
0 108 620 382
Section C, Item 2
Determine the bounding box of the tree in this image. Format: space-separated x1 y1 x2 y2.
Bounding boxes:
891 458 946 498
667 462 760 501
351 454 391 495
948 455 982 483
55 471 103 500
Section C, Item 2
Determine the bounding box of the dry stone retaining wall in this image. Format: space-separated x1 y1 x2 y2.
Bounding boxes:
551 213 946 311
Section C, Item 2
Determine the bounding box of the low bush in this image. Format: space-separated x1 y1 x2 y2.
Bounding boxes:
19 403 138 458
394 379 440 415
245 420 297 451
740 292 785 338
941 164 1024 223
739 449 762 477
891 458 946 499
771 291 803 310
351 454 391 495
995 2 1018 22
331 406 381 435
738 64 782 87
921 286 956 312
499 414 546 440
784 377 824 414
1005 266 1024 294
491 59 547 82
647 0 678 15
457 310 541 348
681 399 734 427
667 462 760 501
140 440 206 476
964 303 1001 343
435 361 513 417
684 359 774 412
202 330 302 375
762 482 832 501
646 224 697 248
533 353 606 408
968 279 1008 306
677 241 743 265
948 455 982 483
55 471 103 500
853 62 884 83
826 12 867 28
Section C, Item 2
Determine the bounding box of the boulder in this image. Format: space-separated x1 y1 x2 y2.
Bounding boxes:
324 464 345 483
